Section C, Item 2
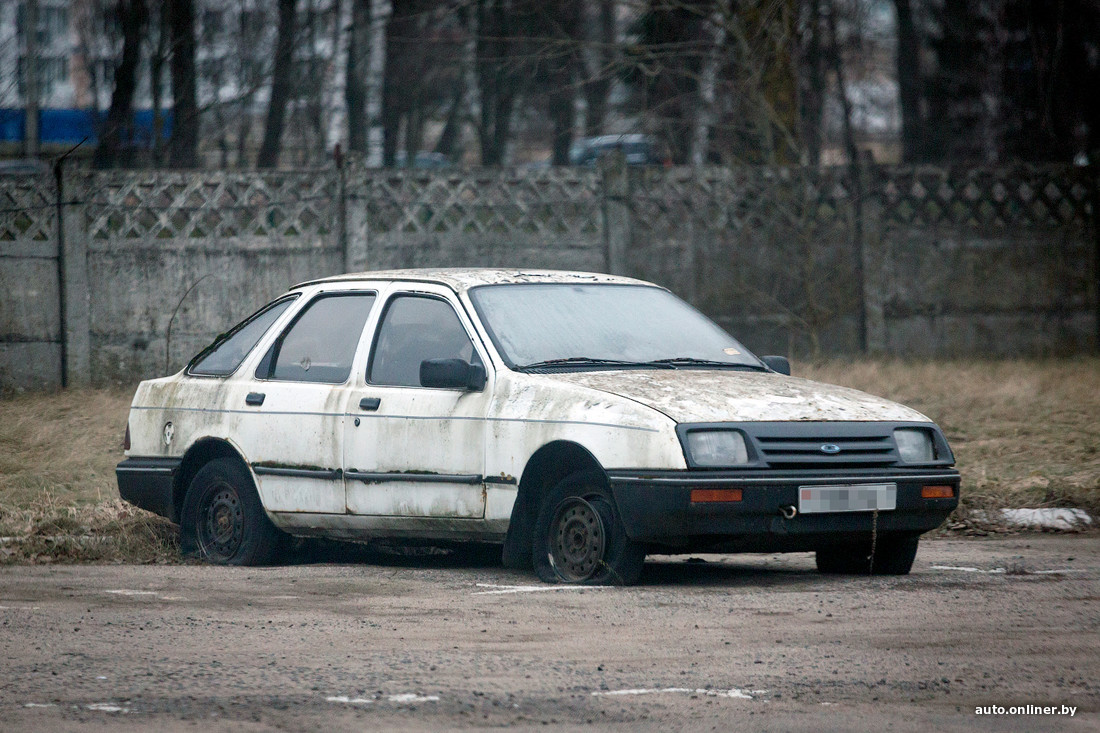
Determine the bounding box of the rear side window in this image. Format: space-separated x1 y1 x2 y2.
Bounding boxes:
188 296 297 377
257 293 376 384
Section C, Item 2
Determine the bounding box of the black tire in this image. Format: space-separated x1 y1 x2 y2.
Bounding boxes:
815 534 920 576
532 470 645 585
180 457 286 565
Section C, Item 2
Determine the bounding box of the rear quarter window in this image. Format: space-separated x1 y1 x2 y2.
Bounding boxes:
187 296 298 377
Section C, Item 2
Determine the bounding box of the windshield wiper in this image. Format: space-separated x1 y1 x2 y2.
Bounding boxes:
515 357 676 371
648 357 769 371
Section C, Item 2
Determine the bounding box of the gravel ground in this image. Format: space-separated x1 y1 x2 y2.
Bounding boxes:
1 534 1098 732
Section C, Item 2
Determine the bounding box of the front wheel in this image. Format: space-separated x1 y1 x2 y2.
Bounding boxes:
180 457 286 565
532 471 645 585
815 534 920 575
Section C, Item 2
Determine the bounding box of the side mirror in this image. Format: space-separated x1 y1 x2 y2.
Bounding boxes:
761 355 791 376
420 358 487 391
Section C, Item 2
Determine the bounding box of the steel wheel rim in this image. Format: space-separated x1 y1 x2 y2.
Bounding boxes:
198 484 244 560
549 497 606 582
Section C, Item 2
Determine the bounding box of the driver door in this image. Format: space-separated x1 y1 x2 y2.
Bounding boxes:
343 287 492 519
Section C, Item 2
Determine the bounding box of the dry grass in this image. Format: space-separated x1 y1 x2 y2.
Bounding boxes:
0 388 176 563
0 359 1096 562
799 358 1100 529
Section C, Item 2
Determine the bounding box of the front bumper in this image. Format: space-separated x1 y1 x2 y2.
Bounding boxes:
608 468 960 552
116 457 181 522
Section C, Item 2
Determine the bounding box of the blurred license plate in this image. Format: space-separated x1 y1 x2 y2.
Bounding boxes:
798 483 897 514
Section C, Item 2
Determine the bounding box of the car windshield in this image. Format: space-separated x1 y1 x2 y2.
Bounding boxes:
468 283 764 370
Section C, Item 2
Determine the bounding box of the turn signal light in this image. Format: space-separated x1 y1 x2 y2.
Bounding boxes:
921 485 954 499
691 488 742 503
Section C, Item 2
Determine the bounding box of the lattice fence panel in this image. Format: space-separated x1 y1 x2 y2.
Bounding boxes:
0 174 56 245
362 168 602 238
628 166 858 241
84 170 340 242
876 165 1093 228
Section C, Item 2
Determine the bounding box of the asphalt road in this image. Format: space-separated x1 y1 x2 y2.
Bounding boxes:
2 535 1098 732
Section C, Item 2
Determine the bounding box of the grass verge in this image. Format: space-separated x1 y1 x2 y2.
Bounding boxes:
1 358 1096 562
800 358 1100 534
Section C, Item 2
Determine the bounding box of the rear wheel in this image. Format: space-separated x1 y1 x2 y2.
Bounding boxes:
180 457 286 565
815 534 920 575
533 471 645 585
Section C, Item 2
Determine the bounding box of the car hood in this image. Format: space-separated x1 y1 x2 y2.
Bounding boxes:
549 369 930 424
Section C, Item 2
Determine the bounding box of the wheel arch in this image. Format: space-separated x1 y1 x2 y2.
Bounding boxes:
173 437 250 523
501 440 607 570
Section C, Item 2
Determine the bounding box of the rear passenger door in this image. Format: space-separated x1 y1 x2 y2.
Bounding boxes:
239 291 376 514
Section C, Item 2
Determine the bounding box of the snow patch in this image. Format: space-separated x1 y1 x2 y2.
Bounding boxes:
474 583 608 595
388 694 440 704
999 508 1092 530
326 696 373 705
592 687 764 699
87 703 129 713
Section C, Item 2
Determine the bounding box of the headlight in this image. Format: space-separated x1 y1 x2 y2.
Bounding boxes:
686 430 749 467
894 428 935 463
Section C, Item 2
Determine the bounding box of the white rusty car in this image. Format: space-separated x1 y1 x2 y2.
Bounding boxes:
117 269 959 584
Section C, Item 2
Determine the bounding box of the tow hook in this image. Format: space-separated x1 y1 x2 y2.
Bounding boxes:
779 505 798 520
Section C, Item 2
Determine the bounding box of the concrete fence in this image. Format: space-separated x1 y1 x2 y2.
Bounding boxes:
1 159 1097 390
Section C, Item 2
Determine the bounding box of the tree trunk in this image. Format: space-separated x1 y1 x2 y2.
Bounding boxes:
93 0 146 169
346 0 370 154
547 0 581 165
150 4 168 166
476 0 517 165
583 0 615 138
257 0 298 169
893 0 923 162
799 0 825 165
167 0 198 168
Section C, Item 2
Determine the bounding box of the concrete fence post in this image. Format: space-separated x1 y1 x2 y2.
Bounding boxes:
861 169 888 353
57 167 91 387
599 153 630 276
343 157 369 272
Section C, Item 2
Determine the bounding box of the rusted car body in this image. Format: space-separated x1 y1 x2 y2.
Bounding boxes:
117 269 959 584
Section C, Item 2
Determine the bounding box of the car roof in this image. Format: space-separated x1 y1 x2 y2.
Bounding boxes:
293 268 654 293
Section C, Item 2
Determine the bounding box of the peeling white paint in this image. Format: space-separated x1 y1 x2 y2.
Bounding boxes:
556 370 929 423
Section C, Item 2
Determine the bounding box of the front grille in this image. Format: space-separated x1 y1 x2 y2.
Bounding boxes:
748 425 898 469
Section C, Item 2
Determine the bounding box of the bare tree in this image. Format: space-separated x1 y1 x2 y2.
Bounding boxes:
538 0 582 165
257 0 298 169
892 0 923 162
581 0 616 138
93 0 146 169
167 0 198 167
475 0 524 165
346 0 371 154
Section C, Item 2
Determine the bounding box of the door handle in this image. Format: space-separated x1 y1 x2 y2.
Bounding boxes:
359 397 381 411
245 392 266 406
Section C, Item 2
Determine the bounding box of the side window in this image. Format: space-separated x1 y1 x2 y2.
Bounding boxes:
369 295 480 387
188 296 297 377
257 293 376 384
